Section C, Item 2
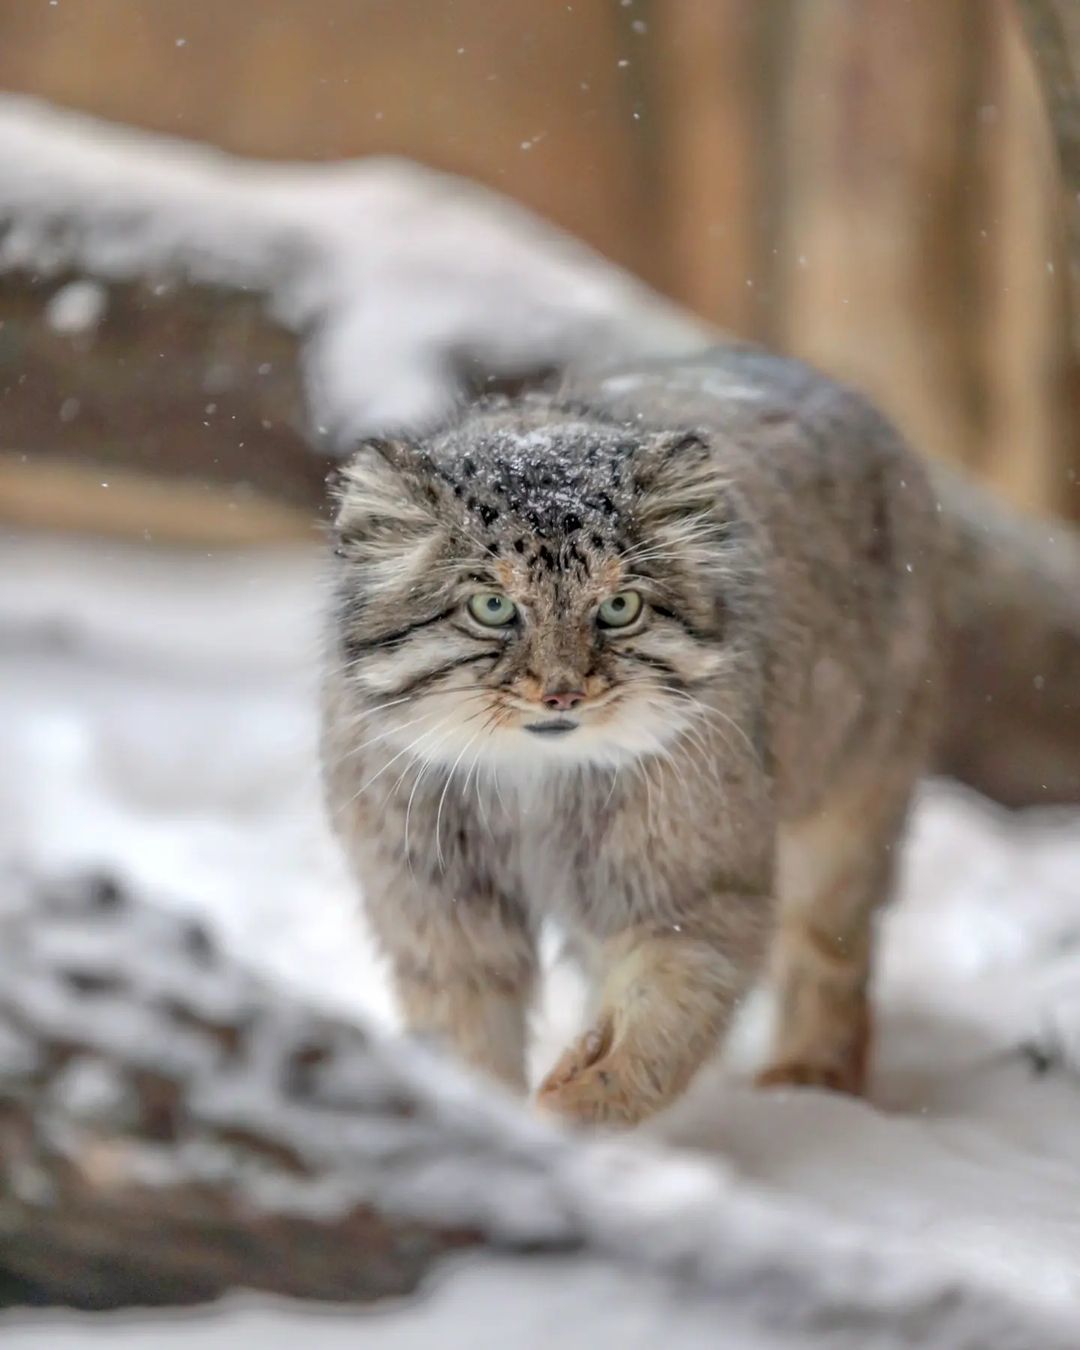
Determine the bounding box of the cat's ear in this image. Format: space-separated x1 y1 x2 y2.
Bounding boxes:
631 430 726 529
331 438 445 586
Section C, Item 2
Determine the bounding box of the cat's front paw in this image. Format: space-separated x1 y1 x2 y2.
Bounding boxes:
535 1016 650 1128
755 1003 872 1096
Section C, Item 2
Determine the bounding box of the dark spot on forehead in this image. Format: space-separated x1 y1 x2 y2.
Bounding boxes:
420 402 653 546
538 545 554 569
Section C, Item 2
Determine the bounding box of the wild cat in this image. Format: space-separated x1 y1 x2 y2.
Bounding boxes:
321 346 943 1126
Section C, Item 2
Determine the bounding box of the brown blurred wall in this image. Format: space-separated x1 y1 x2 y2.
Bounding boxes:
0 0 1076 525
0 0 660 284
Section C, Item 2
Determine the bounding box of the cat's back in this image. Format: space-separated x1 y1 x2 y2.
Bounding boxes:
560 343 942 586
561 345 919 499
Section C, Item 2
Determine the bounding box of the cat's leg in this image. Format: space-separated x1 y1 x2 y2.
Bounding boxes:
755 784 909 1094
366 882 536 1093
536 899 770 1127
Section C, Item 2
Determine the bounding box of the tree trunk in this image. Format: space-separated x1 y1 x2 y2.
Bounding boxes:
776 0 987 474
0 871 489 1308
1017 0 1080 289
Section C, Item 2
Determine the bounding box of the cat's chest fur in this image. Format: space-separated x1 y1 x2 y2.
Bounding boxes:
406 764 734 938
428 770 621 931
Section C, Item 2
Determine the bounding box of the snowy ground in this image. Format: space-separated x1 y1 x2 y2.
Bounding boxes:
1 527 1079 1342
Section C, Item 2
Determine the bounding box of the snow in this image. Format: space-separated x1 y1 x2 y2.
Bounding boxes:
0 528 1078 1343
0 1258 796 1350
44 279 108 335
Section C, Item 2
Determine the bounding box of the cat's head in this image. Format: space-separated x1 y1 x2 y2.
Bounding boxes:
329 398 747 773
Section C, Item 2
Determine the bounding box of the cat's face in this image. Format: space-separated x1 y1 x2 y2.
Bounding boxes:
330 403 741 774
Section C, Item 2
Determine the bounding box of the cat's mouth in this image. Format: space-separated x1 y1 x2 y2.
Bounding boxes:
523 717 579 737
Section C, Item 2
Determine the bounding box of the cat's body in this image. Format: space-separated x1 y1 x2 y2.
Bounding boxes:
322 347 944 1124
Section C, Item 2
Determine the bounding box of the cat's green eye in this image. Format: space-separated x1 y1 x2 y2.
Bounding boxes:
467 591 518 627
597 590 643 629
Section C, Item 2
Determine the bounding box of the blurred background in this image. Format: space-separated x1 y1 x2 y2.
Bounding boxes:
0 0 1077 544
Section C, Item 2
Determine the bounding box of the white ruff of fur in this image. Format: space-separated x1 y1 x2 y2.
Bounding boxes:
377 684 694 778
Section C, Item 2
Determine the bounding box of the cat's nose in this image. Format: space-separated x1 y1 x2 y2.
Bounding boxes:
541 687 585 712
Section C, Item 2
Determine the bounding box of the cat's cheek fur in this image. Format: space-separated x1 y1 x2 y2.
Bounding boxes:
345 629 492 699
616 626 735 689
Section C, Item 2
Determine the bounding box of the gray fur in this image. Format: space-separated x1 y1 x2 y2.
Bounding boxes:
321 348 943 1122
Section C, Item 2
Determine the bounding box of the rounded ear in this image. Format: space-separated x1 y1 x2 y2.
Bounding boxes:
332 438 444 579
323 459 350 513
632 430 711 479
631 430 724 527
333 438 429 530
329 438 397 506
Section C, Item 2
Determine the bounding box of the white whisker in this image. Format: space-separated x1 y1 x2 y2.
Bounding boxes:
404 724 460 868
331 709 441 764
658 684 759 766
326 692 415 725
434 732 482 871
344 709 462 805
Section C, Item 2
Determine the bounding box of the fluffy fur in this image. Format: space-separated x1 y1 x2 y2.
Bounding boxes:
321 347 942 1125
